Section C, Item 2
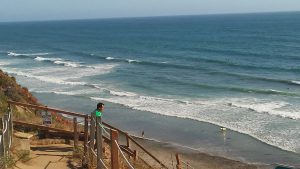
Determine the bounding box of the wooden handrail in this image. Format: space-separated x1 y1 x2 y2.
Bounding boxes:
102 121 167 168
13 120 84 136
102 122 127 135
128 135 167 168
8 100 167 168
8 100 87 118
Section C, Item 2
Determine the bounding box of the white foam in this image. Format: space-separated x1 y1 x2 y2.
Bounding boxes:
49 90 95 96
0 61 10 66
34 57 62 62
84 64 117 76
83 83 102 89
230 98 300 119
4 69 86 86
8 52 49 56
11 53 82 68
90 95 197 118
55 63 118 80
127 59 140 63
105 57 115 60
292 81 300 85
2 62 118 87
268 89 287 94
108 90 137 97
139 96 176 102
33 90 76 96
7 52 18 56
34 56 91 68
90 95 300 153
53 60 82 68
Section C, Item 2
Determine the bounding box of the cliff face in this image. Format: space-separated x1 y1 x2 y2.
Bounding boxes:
0 69 38 115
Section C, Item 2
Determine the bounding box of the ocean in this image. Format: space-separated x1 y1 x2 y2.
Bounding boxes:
1 12 300 166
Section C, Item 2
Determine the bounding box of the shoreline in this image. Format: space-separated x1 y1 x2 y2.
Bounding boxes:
0 69 286 169
131 136 272 169
32 92 300 167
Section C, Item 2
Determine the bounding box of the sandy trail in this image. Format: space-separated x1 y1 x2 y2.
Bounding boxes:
15 144 81 169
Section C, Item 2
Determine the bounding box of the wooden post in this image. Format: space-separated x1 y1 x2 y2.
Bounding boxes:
0 118 4 158
133 150 137 161
89 112 96 166
8 104 13 150
0 132 3 158
123 133 167 168
82 115 89 167
96 116 103 169
126 134 130 159
73 117 78 148
1 118 7 168
126 134 130 147
110 129 119 169
176 153 181 169
3 115 9 157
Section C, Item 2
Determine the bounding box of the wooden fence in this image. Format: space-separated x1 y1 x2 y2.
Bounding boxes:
0 105 13 168
87 113 139 169
7 100 167 169
175 154 194 169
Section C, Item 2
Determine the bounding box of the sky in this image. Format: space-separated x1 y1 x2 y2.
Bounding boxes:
1 0 300 22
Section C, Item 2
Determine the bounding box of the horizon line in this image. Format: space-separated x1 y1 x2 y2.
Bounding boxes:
1 10 300 24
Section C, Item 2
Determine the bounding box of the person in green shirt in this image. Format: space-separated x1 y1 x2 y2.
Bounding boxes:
95 102 104 117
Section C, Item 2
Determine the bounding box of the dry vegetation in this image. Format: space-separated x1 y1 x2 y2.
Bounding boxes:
0 69 77 129
0 69 40 122
0 70 38 112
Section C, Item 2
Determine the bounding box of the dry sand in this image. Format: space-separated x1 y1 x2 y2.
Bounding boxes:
12 132 275 169
15 144 80 169
13 137 273 169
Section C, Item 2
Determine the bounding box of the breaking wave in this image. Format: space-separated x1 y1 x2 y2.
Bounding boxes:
89 95 300 153
105 57 115 60
8 52 49 57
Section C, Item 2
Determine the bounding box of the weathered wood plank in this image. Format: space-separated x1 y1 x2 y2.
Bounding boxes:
176 153 181 169
110 129 119 169
8 100 87 118
96 116 103 169
73 117 79 148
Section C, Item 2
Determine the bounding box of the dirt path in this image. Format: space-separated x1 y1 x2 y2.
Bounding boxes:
15 144 81 169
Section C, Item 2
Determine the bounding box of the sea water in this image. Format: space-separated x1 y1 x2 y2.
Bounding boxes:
1 12 300 165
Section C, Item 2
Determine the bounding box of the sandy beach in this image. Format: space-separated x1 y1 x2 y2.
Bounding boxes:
131 136 272 169
32 92 300 168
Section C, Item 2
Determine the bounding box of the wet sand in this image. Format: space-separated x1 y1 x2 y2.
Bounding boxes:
131 136 272 169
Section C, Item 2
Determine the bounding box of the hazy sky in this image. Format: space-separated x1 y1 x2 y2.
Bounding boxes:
1 0 300 22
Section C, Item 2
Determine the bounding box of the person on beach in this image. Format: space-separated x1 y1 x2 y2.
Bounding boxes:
95 102 104 117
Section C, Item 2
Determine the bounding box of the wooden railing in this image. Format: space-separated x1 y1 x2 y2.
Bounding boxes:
102 121 168 168
7 100 167 169
175 153 194 169
0 105 13 168
7 100 90 166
